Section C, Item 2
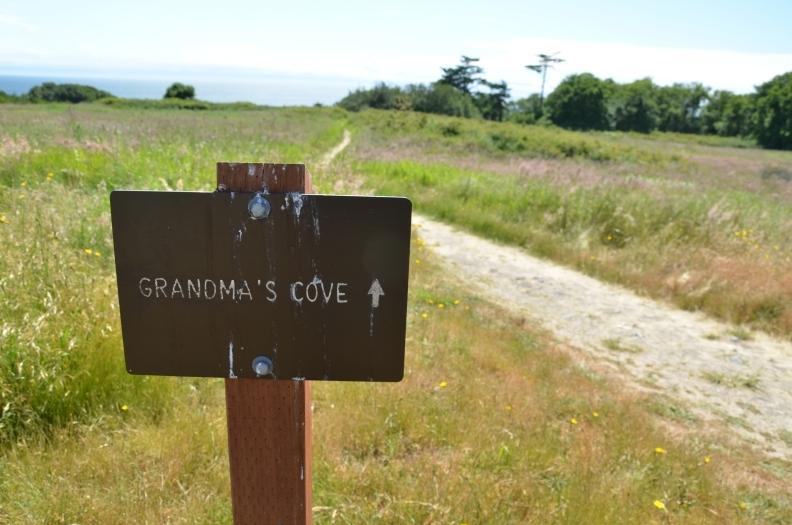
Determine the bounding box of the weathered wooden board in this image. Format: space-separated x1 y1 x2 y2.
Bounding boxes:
110 191 411 381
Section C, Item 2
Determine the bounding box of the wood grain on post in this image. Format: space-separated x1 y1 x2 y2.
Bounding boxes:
218 162 313 525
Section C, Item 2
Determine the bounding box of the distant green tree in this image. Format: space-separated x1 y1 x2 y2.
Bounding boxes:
655 83 709 134
409 83 481 118
545 73 610 130
475 80 511 121
337 83 405 111
27 82 113 103
700 90 754 137
753 72 792 149
720 93 754 137
608 78 658 133
507 94 544 125
164 82 196 100
438 56 483 95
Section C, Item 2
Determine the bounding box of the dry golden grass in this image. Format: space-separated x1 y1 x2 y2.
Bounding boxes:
2 105 791 524
2 237 790 523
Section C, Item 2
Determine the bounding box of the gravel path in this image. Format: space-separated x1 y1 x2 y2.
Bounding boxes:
414 216 792 458
322 129 792 457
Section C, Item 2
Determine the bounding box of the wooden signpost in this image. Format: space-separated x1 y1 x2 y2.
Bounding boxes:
110 163 412 524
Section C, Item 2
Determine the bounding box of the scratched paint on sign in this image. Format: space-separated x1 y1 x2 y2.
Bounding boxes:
111 191 411 381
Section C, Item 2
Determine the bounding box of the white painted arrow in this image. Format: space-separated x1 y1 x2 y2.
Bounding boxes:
368 279 385 308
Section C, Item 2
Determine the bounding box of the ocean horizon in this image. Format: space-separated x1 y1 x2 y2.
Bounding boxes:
0 73 374 106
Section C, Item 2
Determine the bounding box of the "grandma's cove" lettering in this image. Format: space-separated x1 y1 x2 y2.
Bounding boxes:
137 277 350 305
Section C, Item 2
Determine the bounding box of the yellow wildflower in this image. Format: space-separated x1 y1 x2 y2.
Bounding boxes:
569 418 578 425
414 258 421 264
592 411 600 418
0 214 7 224
94 251 101 257
653 500 666 511
21 181 27 187
654 447 667 455
421 312 428 320
47 172 54 179
704 455 711 464
438 381 448 388
453 299 461 305
739 502 747 510
120 404 129 412
437 303 445 309
83 248 93 255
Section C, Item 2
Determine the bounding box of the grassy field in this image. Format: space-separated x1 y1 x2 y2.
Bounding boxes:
342 110 792 338
1 104 791 523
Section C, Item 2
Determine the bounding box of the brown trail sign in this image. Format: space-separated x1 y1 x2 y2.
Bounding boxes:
110 162 412 524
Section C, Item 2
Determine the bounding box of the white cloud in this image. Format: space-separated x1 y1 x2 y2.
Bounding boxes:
0 13 37 32
478 37 792 96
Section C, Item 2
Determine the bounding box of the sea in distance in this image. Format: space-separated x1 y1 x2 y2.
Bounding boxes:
0 71 372 106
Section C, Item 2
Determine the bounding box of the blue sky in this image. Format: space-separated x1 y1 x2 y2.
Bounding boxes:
2 0 792 99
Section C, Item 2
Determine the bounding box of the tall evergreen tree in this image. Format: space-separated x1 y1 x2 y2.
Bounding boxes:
476 80 511 121
439 56 483 95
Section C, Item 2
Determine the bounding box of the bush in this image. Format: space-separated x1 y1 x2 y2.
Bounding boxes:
101 98 211 110
700 91 754 137
545 73 610 131
654 83 709 134
608 78 658 133
164 82 196 100
753 72 792 150
27 82 113 103
0 90 24 103
507 94 543 125
409 83 481 118
337 83 406 112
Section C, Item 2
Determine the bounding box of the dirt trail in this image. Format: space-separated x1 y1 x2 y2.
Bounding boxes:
414 216 792 457
322 130 792 457
319 129 351 168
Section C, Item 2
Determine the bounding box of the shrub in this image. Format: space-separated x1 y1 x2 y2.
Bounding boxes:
545 73 610 131
753 72 792 150
164 82 196 100
608 78 658 133
27 82 113 103
409 83 481 118
337 83 405 112
654 83 709 134
507 94 543 125
700 91 754 137
0 90 24 103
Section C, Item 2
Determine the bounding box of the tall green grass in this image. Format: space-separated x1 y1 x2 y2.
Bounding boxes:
352 109 675 163
0 104 347 444
0 186 178 443
356 159 792 336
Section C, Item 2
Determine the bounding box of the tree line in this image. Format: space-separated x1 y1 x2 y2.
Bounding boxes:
337 56 792 150
0 82 196 103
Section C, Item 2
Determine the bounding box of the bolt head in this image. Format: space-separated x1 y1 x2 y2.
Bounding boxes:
252 356 273 377
248 194 271 220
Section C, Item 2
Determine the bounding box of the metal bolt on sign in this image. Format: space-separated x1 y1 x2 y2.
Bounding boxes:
248 193 271 220
252 356 273 377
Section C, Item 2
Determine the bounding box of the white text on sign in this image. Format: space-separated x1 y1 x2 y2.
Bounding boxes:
137 277 355 305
